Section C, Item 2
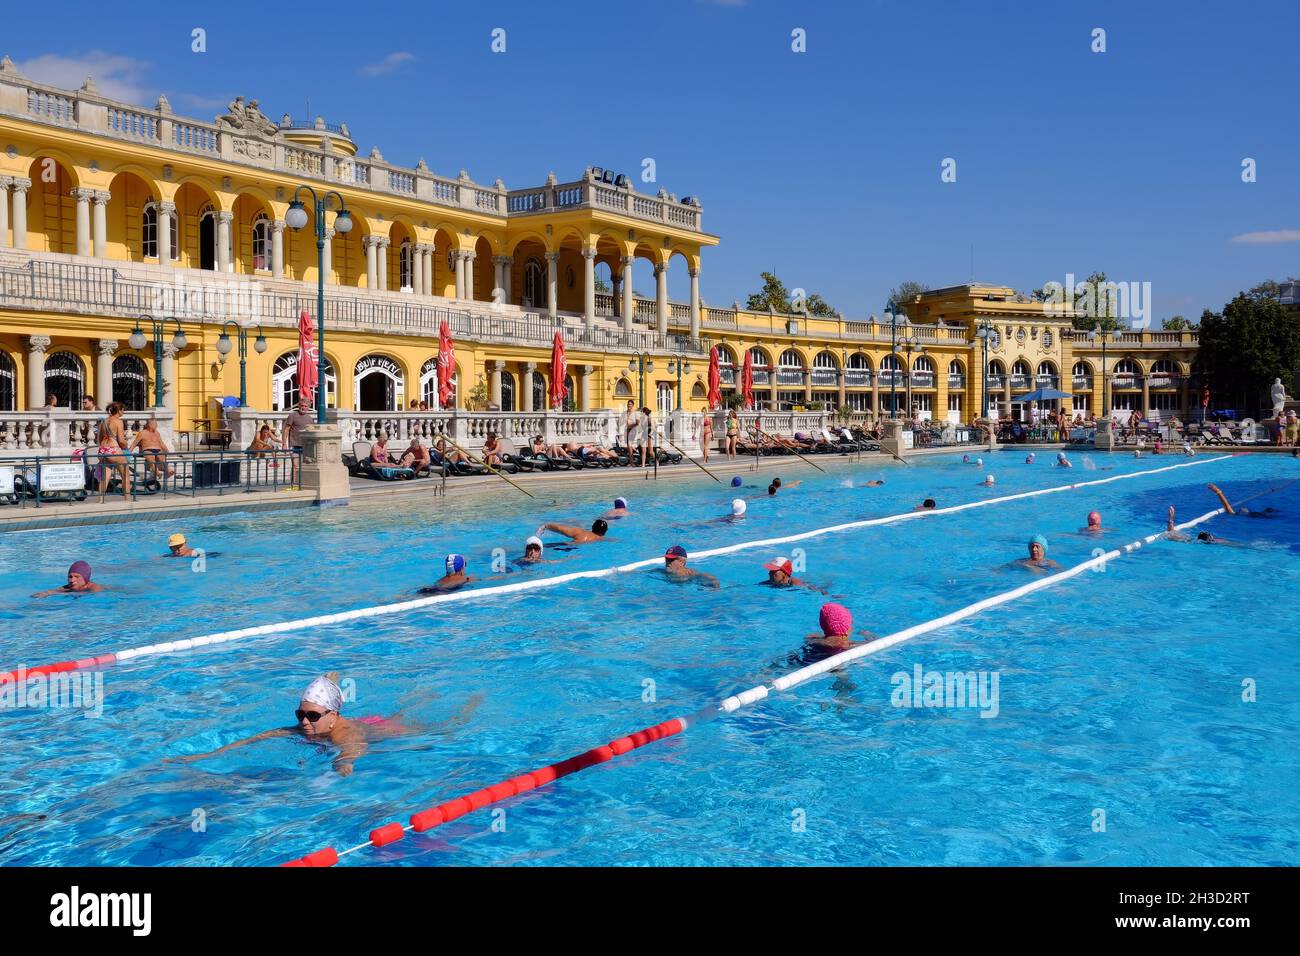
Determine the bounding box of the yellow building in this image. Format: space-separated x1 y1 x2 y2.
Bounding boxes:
0 59 1198 435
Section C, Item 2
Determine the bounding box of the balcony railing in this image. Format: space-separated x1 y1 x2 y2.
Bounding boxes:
910 370 936 388
1034 374 1059 388
986 374 1006 389
0 254 707 356
844 370 872 387
776 369 804 386
1111 374 1140 389
1009 374 1032 390
810 368 837 386
1073 374 1093 390
947 373 965 389
877 370 906 387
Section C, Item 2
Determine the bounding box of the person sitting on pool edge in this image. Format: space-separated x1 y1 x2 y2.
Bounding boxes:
760 556 826 594
661 544 720 589
602 497 631 520
166 533 198 557
33 560 105 598
420 554 474 593
1015 535 1062 573
542 518 609 544
171 673 481 777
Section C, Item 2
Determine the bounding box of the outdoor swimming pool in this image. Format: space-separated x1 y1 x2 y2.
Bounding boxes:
1 450 1297 866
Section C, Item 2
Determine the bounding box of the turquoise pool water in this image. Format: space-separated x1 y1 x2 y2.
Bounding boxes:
1 450 1297 866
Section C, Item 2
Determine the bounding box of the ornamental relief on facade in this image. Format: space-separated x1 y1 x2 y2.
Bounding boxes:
231 137 273 163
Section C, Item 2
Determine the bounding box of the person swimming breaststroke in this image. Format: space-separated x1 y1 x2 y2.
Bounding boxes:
662 544 720 588
33 560 106 598
518 535 547 565
761 556 826 593
1025 453 1036 464
170 671 447 777
420 553 474 593
603 497 631 520
732 498 747 517
167 532 197 557
914 498 937 511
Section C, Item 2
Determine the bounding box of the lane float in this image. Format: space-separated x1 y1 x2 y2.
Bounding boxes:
0 455 1233 688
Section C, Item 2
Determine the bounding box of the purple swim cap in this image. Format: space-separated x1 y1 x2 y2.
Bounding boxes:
69 560 92 582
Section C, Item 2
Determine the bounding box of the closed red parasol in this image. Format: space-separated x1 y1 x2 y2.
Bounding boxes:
297 310 318 406
550 332 568 410
707 346 722 409
437 320 456 408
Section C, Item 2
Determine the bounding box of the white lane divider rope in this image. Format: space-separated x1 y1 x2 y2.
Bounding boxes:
3 455 1233 681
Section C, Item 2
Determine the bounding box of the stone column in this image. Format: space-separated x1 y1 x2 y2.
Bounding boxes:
26 335 51 409
298 424 351 505
320 228 334 285
10 178 30 250
489 360 503 408
1003 379 1012 418
463 250 476 301
0 176 9 247
377 237 390 291
502 255 512 304
271 218 285 278
582 248 596 330
411 245 424 295
803 368 813 405
364 235 379 289
492 255 511 304
216 211 233 272
655 262 669 334
523 362 536 412
92 190 110 257
546 252 560 320
871 377 880 420
837 370 846 412
1141 374 1150 421
454 249 466 299
581 364 593 412
689 267 701 339
621 256 634 331
611 270 622 319
422 246 434 297
160 342 180 412
73 188 93 256
95 339 118 405
158 201 176 265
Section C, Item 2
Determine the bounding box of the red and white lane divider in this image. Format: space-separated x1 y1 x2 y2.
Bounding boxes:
281 717 688 866
0 454 1232 688
280 500 1244 867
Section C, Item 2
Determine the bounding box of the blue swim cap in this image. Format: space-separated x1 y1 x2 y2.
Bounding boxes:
731 476 743 487
1029 535 1047 552
614 497 628 509
445 553 466 574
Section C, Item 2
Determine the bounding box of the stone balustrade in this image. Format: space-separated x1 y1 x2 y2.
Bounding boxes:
0 408 176 455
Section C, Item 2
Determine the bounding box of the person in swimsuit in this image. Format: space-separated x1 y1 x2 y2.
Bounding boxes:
481 432 504 468
420 554 474 593
602 497 631 520
913 498 937 512
167 533 198 557
622 400 640 453
33 560 105 598
1078 511 1107 534
248 424 279 456
370 434 394 467
541 519 609 544
96 402 132 502
1209 483 1278 518
400 437 428 472
1015 535 1062 573
725 409 740 460
129 417 174 478
170 673 480 777
698 415 714 464
433 437 471 467
760 557 826 594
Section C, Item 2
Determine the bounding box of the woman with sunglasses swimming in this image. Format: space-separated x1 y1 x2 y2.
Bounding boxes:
171 673 479 777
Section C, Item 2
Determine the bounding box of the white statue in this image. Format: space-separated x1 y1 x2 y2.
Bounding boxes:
1271 378 1287 416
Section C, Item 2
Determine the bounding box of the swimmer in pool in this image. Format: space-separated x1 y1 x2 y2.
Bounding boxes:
1079 510 1107 534
1015 535 1062 573
661 545 720 589
420 554 474 593
863 479 885 487
760 556 826 594
33 561 105 598
721 498 747 521
1025 453 1036 464
913 498 937 512
171 672 482 777
1208 483 1277 518
786 602 875 667
602 497 631 520
773 477 800 491
980 473 996 487
166 533 198 557
731 476 744 488
515 536 555 566
542 518 609 544
1164 505 1191 542
1056 451 1072 468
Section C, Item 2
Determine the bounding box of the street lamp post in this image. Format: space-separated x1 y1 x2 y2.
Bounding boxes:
628 350 654 408
1087 323 1124 420
215 320 268 407
128 314 187 408
666 353 692 411
887 311 908 419
285 185 353 424
973 318 996 421
901 336 922 420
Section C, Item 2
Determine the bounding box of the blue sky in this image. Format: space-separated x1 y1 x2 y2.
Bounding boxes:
6 0 1298 319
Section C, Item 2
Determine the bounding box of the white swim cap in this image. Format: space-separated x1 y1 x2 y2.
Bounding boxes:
976 458 984 467
732 498 747 516
301 675 344 713
525 535 543 552
985 474 996 483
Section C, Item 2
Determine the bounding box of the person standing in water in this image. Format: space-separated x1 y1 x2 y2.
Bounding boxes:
1015 535 1062 573
33 561 105 597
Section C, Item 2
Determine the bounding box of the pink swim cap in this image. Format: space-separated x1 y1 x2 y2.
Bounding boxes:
819 602 853 637
1087 511 1101 525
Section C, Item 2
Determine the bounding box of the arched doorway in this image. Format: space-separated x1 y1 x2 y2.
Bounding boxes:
112 354 149 410
500 371 516 412
354 354 404 411
44 351 85 408
272 352 336 410
0 350 15 411
199 205 217 271
523 258 546 309
418 358 457 409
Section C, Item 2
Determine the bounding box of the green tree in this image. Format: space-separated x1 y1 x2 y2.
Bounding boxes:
1071 271 1123 332
885 281 928 316
1246 279 1281 301
1161 314 1194 330
744 272 838 316
1194 293 1300 411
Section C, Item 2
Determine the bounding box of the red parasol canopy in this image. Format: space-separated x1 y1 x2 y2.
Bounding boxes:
741 348 755 409
549 332 568 410
437 320 456 408
707 346 722 410
296 310 318 405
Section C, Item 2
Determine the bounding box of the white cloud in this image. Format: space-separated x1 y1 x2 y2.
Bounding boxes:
359 52 414 77
15 51 153 105
1230 230 1300 245
173 92 234 112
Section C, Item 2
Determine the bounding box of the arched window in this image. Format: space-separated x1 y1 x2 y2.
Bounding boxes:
112 354 149 410
563 374 577 412
913 355 934 372
1113 358 1138 375
419 358 458 409
613 377 634 398
813 351 838 369
748 347 769 368
880 354 902 371
1037 361 1057 376
500 371 516 412
399 241 414 290
714 345 737 367
1072 361 1092 376
1012 360 1032 376
142 202 179 261
44 351 85 408
354 354 405 411
523 258 546 308
847 352 871 369
272 352 336 410
779 349 802 368
0 350 15 411
948 359 965 375
988 359 1006 375
251 214 272 271
532 370 545 411
1151 359 1175 374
